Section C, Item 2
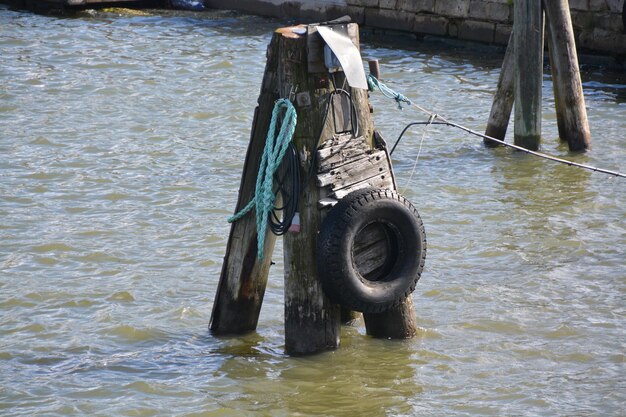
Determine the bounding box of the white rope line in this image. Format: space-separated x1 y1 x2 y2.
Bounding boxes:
402 114 434 194
368 75 626 179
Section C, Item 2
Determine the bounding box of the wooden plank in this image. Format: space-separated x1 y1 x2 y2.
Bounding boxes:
331 93 353 134
332 174 394 199
209 35 281 335
318 132 356 150
318 148 370 172
317 136 370 171
352 223 390 278
317 149 389 188
318 142 395 200
318 137 368 168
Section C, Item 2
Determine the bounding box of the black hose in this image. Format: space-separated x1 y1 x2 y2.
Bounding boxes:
269 142 300 235
390 121 449 155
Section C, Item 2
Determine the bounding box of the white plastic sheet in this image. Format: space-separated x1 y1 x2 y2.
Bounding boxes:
316 26 368 90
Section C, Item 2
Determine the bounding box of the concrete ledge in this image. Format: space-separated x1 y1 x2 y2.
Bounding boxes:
203 0 626 58
605 0 623 12
346 0 377 7
468 0 511 22
365 7 416 32
494 23 512 44
379 0 397 9
434 0 469 18
205 0 351 21
345 6 366 24
414 14 449 36
579 29 626 54
397 0 434 13
459 19 495 43
569 0 589 11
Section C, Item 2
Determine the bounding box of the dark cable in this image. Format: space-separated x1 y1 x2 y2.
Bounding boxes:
305 75 363 189
390 120 626 178
390 121 449 155
305 89 334 184
269 142 300 235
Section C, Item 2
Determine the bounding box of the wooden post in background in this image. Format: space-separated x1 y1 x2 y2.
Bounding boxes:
486 2 590 152
368 59 380 80
544 0 591 151
514 0 544 151
484 31 514 147
209 35 281 335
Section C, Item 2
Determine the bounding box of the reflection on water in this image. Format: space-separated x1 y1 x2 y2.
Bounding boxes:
1 4 625 416
213 331 420 416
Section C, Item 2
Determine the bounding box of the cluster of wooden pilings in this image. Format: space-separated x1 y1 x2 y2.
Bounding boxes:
209 21 420 356
485 0 591 151
209 2 594 356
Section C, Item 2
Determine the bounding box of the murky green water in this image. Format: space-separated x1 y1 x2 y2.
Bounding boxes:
1 5 624 416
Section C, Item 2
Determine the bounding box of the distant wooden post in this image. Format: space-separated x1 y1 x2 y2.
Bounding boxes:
485 31 514 147
368 59 380 80
514 0 544 150
544 0 591 151
485 2 590 152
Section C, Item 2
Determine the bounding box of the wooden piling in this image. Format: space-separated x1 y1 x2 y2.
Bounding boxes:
212 22 420 354
514 0 544 151
368 59 381 80
484 31 514 147
209 35 281 335
543 0 591 151
285 24 419 353
280 27 342 355
364 298 418 338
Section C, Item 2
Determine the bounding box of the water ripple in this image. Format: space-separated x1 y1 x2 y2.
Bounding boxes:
1 5 625 417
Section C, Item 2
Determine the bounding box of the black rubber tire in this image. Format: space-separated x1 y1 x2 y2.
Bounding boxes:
316 188 427 313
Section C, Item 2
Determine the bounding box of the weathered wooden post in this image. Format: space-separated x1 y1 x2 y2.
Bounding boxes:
211 21 421 355
368 59 381 80
283 23 419 353
209 34 282 335
278 24 343 355
484 31 514 147
514 0 544 150
210 24 344 349
544 0 591 151
485 2 590 152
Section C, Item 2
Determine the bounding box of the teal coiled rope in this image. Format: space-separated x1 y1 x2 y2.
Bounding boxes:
367 74 412 109
228 98 298 260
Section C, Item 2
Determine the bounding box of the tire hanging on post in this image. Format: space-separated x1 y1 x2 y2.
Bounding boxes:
316 188 427 313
